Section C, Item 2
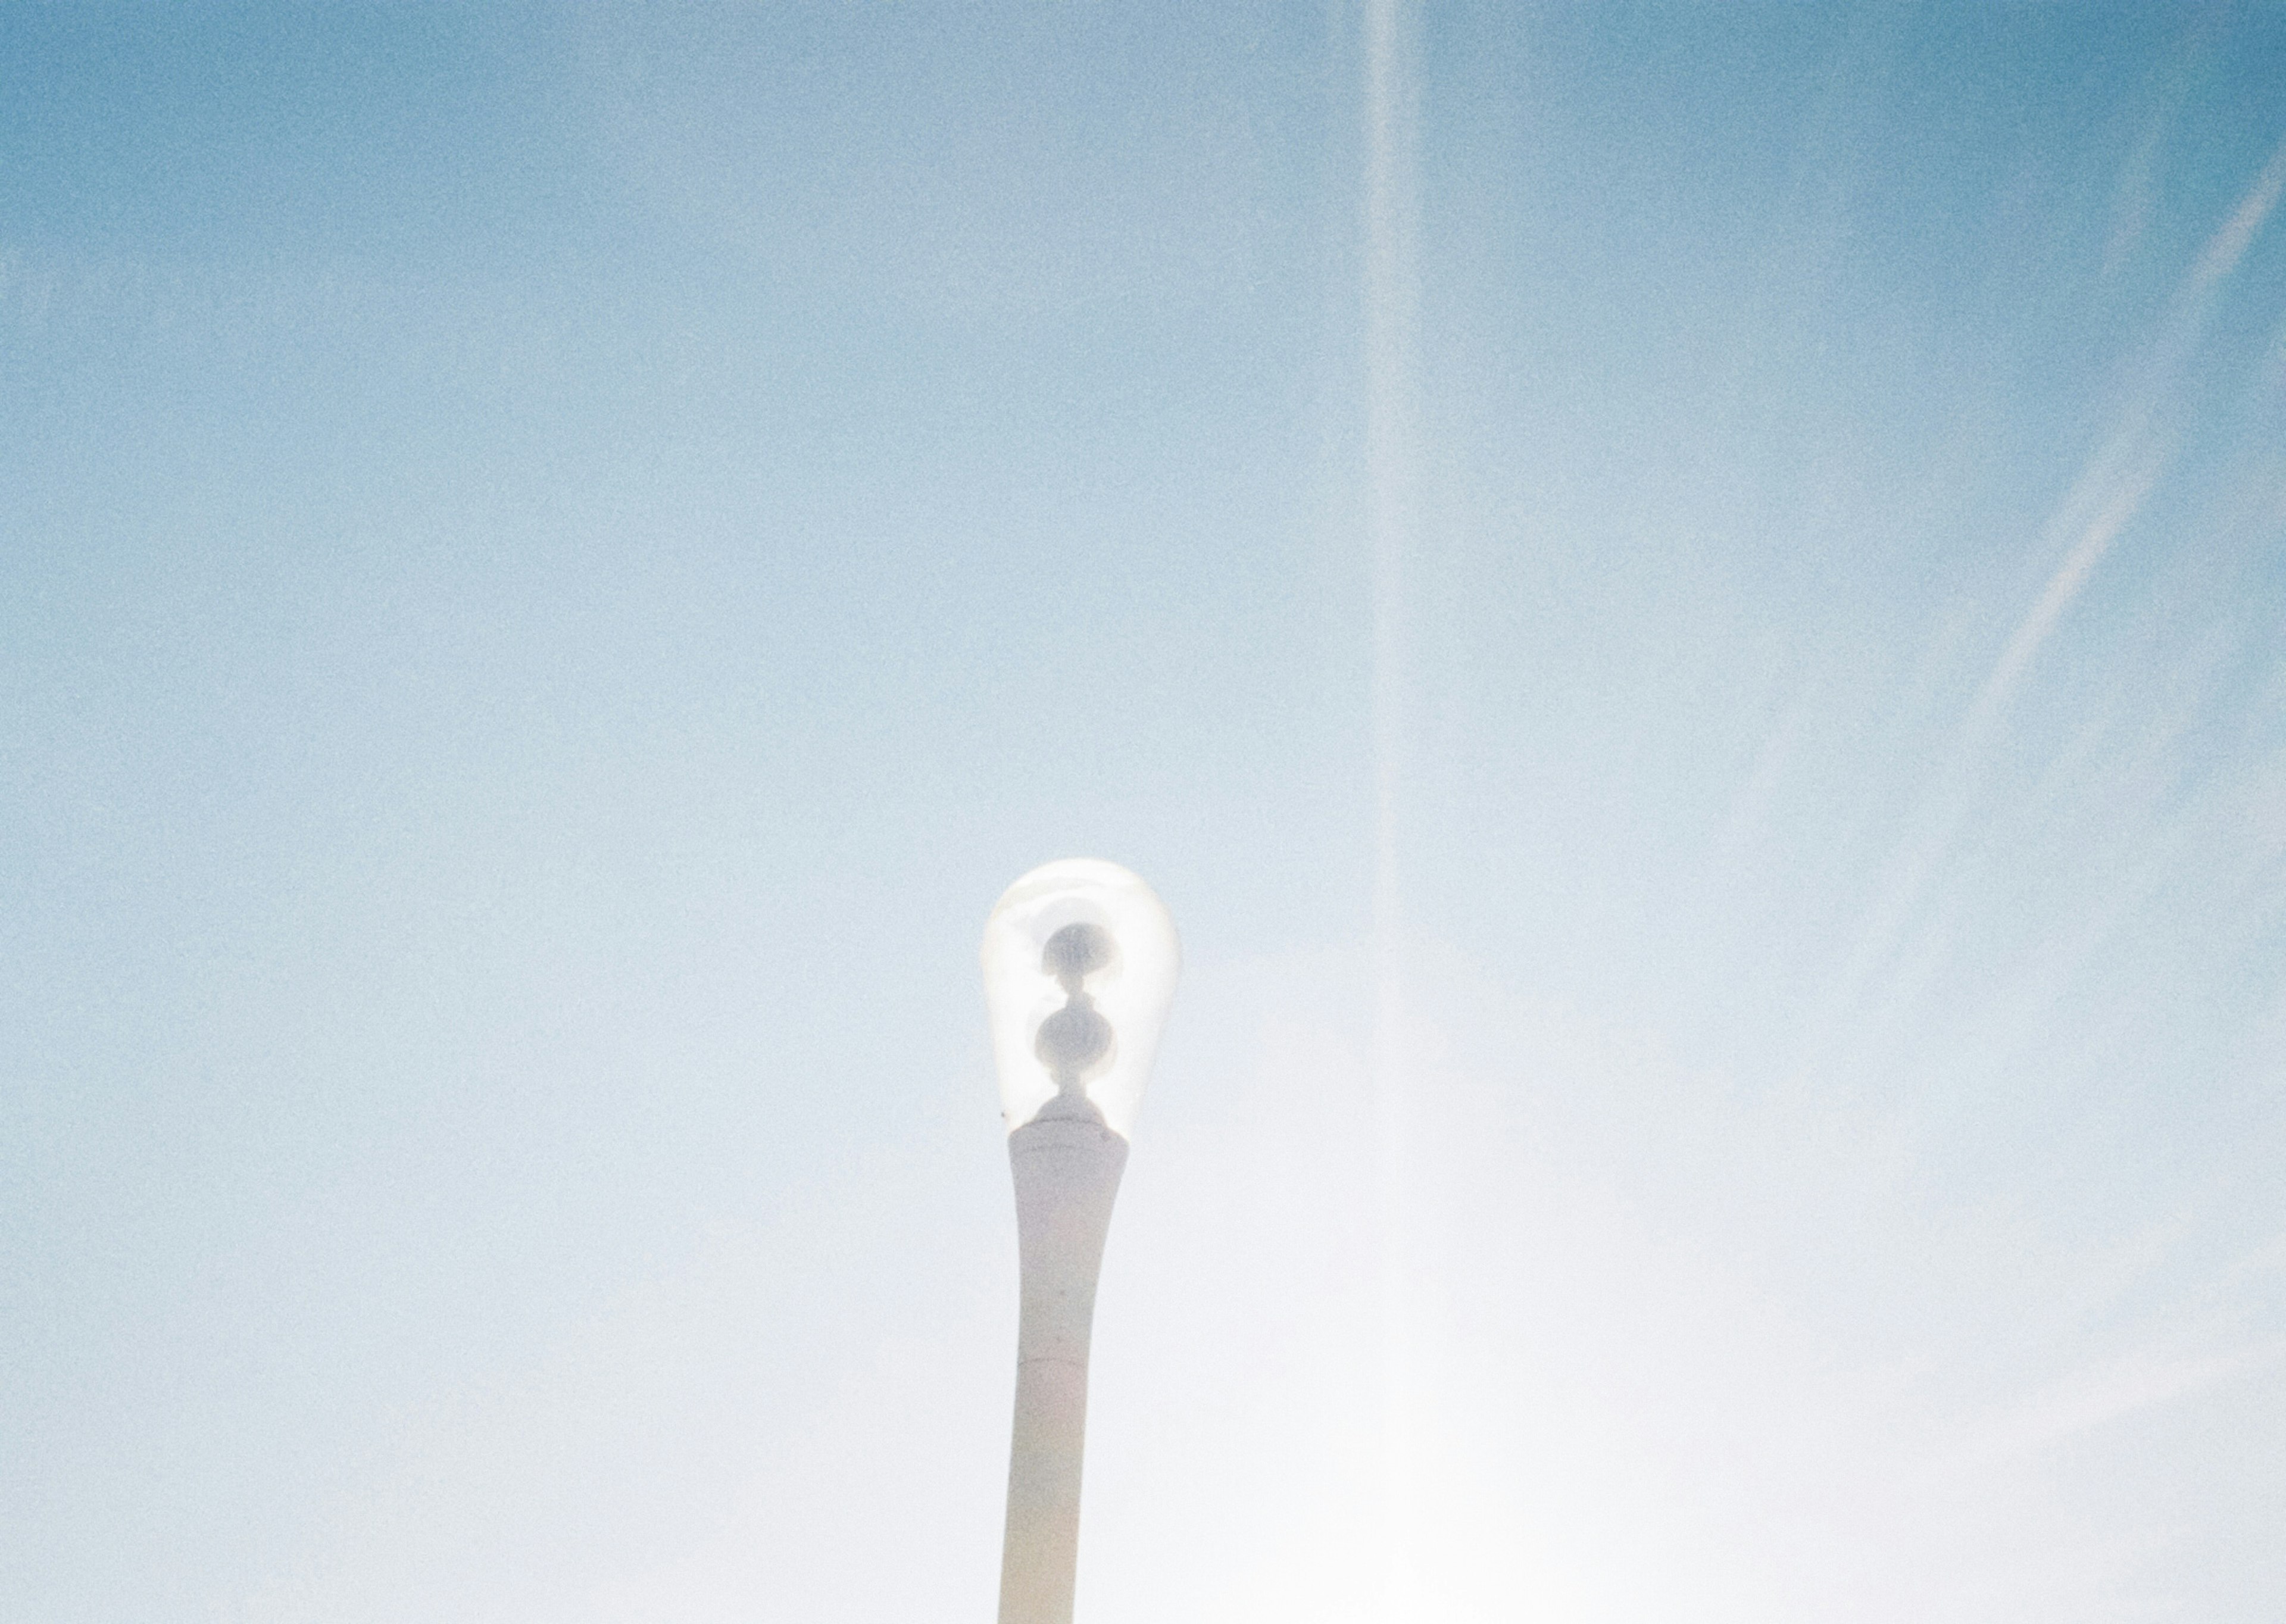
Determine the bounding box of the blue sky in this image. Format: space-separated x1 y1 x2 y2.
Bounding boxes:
6 5 2285 1620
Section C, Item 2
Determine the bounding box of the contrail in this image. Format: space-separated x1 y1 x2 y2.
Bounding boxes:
1364 0 1420 1614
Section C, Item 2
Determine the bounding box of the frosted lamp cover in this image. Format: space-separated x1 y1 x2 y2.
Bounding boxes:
981 858 1180 1137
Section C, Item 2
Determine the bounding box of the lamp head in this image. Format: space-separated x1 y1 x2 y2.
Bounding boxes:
981 858 1180 1137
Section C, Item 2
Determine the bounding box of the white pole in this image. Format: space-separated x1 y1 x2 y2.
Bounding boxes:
997 1110 1129 1624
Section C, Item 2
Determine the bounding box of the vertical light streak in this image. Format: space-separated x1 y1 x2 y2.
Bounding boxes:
1364 0 1420 1615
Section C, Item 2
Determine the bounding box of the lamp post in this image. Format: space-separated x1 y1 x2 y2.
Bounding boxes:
981 859 1180 1624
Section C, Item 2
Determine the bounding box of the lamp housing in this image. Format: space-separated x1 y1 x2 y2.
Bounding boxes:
980 858 1179 1138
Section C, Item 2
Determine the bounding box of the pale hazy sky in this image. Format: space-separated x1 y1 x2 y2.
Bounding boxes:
5 6 2285 1621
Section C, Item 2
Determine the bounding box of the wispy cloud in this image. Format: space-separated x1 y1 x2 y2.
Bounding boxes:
1959 1336 2281 1465
1972 123 2286 745
1818 126 2286 1047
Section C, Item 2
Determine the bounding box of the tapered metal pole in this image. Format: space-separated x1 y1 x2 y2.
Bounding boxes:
998 1110 1129 1624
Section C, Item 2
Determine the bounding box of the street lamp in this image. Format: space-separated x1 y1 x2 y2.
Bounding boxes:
982 858 1180 1624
